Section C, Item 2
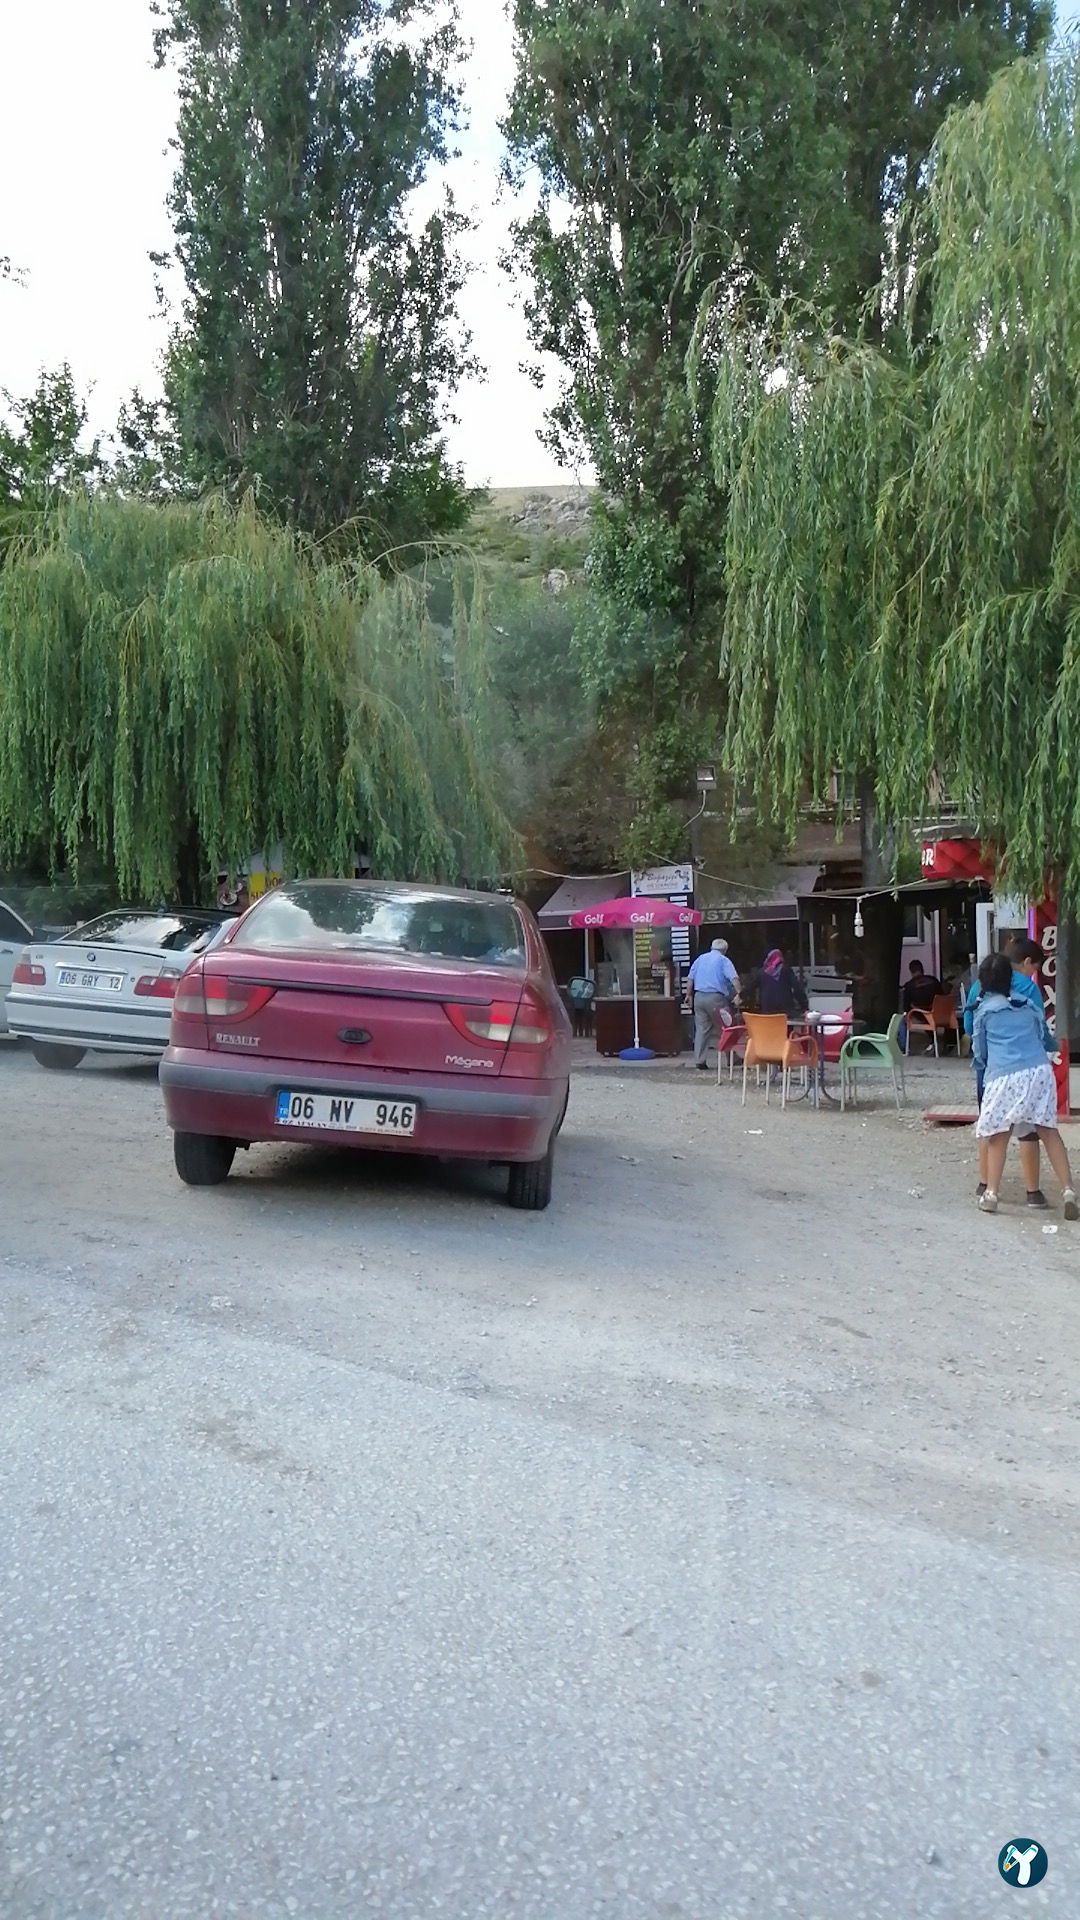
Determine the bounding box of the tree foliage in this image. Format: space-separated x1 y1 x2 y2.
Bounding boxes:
149 0 474 550
710 40 1080 909
0 494 518 899
0 365 103 512
505 0 1052 845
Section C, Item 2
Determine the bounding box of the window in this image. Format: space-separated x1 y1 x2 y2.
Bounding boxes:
235 882 526 967
0 903 31 943
61 911 220 951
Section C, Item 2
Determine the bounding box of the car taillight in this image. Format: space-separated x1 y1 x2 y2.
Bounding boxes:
13 954 45 987
134 968 182 998
445 994 552 1046
175 978 275 1022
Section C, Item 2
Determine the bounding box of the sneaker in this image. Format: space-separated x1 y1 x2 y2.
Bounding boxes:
1026 1189 1050 1209
695 1061 709 1072
1064 1189 1079 1222
978 1190 999 1214
976 1182 987 1199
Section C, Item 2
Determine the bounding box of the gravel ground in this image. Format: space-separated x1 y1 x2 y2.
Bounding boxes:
1 1037 1078 1917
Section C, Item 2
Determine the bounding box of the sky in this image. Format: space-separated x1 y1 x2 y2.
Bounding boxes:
0 0 575 488
1 1 1078 490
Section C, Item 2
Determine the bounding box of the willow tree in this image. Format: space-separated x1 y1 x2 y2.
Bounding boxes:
0 493 517 899
504 0 1049 853
705 38 1080 1024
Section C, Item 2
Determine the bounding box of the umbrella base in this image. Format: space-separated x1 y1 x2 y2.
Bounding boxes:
620 1045 655 1062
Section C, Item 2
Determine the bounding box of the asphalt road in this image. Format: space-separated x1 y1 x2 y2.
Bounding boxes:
2 1041 1078 1918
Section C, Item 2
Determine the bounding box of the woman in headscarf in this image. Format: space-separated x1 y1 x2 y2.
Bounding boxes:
759 947 809 1019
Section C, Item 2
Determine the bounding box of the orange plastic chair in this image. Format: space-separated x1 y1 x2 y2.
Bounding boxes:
907 992 957 1058
741 1012 818 1108
781 1027 821 1106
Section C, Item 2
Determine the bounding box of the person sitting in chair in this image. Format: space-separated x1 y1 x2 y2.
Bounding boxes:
901 958 941 1014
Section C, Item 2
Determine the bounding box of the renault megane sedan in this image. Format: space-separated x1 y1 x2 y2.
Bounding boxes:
159 879 572 1209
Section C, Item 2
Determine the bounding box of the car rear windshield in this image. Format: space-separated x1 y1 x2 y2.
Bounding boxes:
61 911 219 951
234 883 526 967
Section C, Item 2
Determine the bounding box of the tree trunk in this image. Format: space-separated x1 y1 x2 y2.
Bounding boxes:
852 892 904 1034
855 769 901 1030
177 819 205 906
857 767 895 888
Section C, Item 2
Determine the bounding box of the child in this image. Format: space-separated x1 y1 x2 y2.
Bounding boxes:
964 939 1049 1206
972 951 1078 1217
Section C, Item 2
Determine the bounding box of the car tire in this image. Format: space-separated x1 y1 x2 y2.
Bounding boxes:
507 1139 554 1211
173 1131 237 1187
31 1041 86 1071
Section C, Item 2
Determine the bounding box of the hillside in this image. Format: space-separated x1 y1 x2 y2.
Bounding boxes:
468 484 597 573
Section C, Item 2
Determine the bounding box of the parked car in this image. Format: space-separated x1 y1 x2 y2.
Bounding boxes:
159 879 572 1209
0 898 34 1037
7 907 236 1068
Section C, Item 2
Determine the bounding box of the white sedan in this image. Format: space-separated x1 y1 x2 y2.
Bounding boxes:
0 898 34 1036
7 908 234 1069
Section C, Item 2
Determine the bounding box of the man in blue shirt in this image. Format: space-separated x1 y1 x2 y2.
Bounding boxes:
687 939 740 1070
963 936 1051 1204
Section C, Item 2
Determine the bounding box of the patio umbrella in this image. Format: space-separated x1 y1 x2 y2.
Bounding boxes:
569 896 703 1060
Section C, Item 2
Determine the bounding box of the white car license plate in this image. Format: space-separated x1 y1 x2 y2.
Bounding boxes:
275 1091 417 1135
58 968 125 991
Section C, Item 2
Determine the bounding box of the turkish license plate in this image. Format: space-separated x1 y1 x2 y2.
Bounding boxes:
58 968 125 991
275 1091 417 1135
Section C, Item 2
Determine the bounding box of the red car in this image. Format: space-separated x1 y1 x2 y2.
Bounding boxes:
159 880 572 1209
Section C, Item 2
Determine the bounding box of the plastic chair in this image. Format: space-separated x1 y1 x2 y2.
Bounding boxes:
741 1013 817 1109
839 1013 906 1110
906 993 957 1057
715 1019 745 1082
781 1027 820 1106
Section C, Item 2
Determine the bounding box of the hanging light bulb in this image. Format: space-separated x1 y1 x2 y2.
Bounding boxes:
854 897 865 939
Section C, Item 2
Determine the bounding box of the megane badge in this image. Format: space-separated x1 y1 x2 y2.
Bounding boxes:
338 1028 372 1045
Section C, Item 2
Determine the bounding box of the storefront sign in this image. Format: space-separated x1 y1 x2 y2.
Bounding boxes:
580 906 697 927
631 863 694 898
1031 897 1069 1116
920 838 995 882
247 844 285 899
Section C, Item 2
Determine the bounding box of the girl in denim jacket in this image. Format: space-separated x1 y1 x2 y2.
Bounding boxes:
973 951 1078 1217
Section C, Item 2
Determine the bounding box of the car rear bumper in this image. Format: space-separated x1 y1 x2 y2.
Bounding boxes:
7 993 170 1053
159 1048 564 1162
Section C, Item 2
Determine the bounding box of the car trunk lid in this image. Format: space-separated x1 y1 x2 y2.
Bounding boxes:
201 947 528 1075
48 941 177 999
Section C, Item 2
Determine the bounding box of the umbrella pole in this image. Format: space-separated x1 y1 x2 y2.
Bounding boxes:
632 940 641 1049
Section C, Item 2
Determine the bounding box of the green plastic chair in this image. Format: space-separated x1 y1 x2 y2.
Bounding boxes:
839 1012 906 1111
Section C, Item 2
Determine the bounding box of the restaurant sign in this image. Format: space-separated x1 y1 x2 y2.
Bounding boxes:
920 838 995 883
631 863 694 898
579 905 699 928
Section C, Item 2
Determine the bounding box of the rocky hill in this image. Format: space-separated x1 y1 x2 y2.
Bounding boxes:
468 486 596 573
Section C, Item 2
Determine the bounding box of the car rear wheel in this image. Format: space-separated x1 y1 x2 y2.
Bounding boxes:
507 1139 554 1211
31 1041 86 1071
173 1131 237 1187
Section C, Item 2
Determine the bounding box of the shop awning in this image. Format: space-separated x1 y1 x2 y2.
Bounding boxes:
697 864 823 924
537 873 629 929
